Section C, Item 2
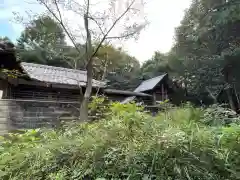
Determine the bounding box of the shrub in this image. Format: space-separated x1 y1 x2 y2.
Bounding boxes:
88 96 109 120
0 103 239 180
203 104 240 126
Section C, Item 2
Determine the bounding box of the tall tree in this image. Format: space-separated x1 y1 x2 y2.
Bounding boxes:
94 44 140 88
16 15 76 68
141 51 172 79
18 15 65 48
170 0 240 103
0 37 11 42
35 0 147 120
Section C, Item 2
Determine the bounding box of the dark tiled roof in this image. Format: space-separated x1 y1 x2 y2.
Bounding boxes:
20 62 106 88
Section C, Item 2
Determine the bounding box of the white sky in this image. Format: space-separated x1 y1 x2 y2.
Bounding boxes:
125 0 191 62
0 0 191 62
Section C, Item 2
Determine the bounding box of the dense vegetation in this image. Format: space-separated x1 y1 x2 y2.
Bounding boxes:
0 102 240 179
1 1 240 178
143 0 240 103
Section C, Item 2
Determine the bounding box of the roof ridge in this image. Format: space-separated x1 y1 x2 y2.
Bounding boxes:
21 62 87 74
142 74 167 83
133 73 168 93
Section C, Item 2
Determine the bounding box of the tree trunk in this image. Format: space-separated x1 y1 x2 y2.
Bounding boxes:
226 86 237 112
80 12 93 121
205 87 217 104
79 60 93 120
223 66 238 112
96 53 109 96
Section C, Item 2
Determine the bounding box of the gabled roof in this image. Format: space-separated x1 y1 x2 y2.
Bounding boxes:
20 62 105 88
134 74 168 92
121 74 168 104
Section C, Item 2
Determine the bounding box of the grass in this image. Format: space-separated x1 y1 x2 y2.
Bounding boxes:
0 102 239 180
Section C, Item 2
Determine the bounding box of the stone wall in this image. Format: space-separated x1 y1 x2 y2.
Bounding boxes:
0 100 11 134
0 99 80 134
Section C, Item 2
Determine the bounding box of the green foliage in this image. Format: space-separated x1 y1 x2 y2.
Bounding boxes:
0 103 239 180
18 15 65 48
88 96 110 120
141 51 172 79
96 44 141 90
16 15 70 67
142 0 240 103
203 104 240 126
174 0 240 96
0 37 11 42
0 69 23 79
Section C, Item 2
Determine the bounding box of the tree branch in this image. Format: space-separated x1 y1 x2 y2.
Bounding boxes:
87 0 136 66
39 0 82 68
200 0 240 22
53 0 63 23
88 16 105 36
106 31 139 40
96 53 109 96
86 0 90 16
85 0 91 63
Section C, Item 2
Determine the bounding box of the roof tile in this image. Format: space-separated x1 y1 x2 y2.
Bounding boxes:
20 62 105 87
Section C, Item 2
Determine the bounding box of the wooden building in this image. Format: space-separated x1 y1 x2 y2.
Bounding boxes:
119 74 190 114
0 60 106 132
121 74 173 105
0 41 152 133
0 41 189 133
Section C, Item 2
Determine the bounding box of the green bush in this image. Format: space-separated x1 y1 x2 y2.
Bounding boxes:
203 104 240 126
0 103 239 180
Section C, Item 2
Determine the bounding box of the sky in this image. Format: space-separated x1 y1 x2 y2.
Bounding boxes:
0 0 191 62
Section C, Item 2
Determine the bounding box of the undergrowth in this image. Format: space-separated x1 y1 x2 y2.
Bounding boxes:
0 102 239 180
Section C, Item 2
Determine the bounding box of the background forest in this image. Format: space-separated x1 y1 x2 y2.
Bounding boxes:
2 0 240 102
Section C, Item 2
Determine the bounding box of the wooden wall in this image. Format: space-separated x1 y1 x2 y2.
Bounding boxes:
0 99 80 133
0 83 83 134
10 84 82 102
154 84 169 101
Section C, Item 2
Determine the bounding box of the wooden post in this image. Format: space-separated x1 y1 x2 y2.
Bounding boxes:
1 80 9 99
152 92 156 105
233 84 240 112
223 65 238 113
226 86 236 112
0 80 5 99
165 89 168 100
161 84 164 101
